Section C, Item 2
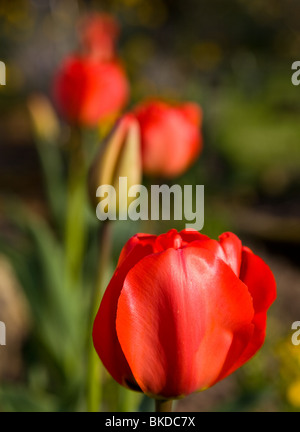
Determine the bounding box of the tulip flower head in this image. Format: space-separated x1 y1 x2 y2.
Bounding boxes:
53 11 129 127
78 13 120 61
134 101 203 178
93 229 276 400
53 56 129 127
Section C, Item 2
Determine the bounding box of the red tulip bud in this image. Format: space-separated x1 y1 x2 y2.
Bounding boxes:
78 13 120 62
134 100 203 178
53 56 129 127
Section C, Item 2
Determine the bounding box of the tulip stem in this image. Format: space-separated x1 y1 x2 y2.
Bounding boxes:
155 399 173 412
87 220 112 412
64 126 88 291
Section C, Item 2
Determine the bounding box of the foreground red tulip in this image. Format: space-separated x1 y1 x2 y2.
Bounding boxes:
134 101 203 178
93 229 276 399
78 13 120 61
53 56 129 127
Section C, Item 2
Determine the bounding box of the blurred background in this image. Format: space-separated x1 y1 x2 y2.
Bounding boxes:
0 0 300 412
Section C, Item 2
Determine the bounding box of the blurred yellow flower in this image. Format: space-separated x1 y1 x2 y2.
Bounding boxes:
287 380 300 408
276 336 300 409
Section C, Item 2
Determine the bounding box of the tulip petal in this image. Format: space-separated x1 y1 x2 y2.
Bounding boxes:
216 248 276 381
154 229 184 251
218 232 242 277
240 248 277 314
117 234 157 267
116 247 254 398
92 235 156 389
135 101 202 178
179 229 211 245
180 103 203 127
182 232 242 277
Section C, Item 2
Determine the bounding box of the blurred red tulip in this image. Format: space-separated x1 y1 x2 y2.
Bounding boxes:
134 101 203 178
78 13 120 61
53 56 129 127
93 229 276 399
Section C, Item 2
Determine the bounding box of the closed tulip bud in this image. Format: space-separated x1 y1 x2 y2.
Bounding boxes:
27 94 60 143
78 12 120 61
134 100 203 178
89 114 142 218
93 229 276 400
53 56 129 127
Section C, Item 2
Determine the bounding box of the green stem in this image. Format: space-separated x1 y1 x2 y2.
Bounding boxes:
64 127 88 291
87 220 112 412
155 399 173 412
35 138 65 234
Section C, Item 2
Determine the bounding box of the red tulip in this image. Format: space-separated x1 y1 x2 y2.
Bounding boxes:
78 13 120 61
93 229 276 399
53 56 129 127
134 101 203 178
